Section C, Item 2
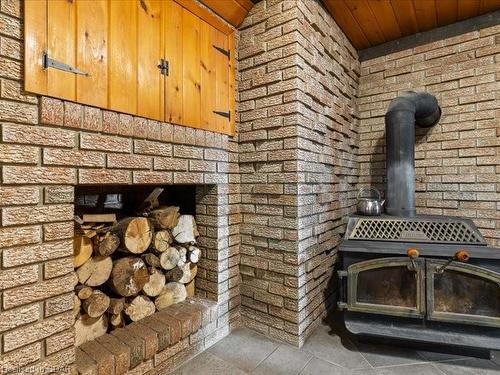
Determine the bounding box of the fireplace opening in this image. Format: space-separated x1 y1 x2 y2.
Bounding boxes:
73 185 201 346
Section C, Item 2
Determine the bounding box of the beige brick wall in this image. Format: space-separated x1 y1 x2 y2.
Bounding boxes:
0 0 241 372
358 26 500 246
238 0 359 346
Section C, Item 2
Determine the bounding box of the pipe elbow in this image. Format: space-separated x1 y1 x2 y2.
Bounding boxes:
385 91 441 129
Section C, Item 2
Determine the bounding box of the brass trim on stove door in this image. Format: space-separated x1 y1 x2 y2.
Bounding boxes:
426 260 500 328
347 257 426 318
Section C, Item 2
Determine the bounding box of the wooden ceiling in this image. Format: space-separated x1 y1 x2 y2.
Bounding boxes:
323 0 500 49
200 0 254 27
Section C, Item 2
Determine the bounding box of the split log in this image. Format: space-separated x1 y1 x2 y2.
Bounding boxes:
185 279 195 297
178 263 197 284
107 298 125 315
76 256 113 287
149 206 180 229
142 268 166 297
154 282 187 310
110 312 124 328
124 295 156 322
75 285 93 300
82 290 110 318
187 245 201 263
137 187 163 214
94 232 120 256
74 235 93 267
108 257 149 297
113 217 153 254
177 246 187 263
153 230 173 252
141 253 161 268
75 314 108 346
172 215 198 243
82 214 117 223
159 247 180 270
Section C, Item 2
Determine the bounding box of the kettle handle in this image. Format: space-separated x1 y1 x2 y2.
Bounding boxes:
357 186 381 200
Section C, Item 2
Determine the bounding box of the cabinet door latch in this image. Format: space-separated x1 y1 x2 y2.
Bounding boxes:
212 45 230 59
42 52 89 76
158 59 169 76
213 110 230 120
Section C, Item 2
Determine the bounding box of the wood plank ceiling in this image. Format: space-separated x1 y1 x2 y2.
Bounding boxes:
200 0 254 27
323 0 500 49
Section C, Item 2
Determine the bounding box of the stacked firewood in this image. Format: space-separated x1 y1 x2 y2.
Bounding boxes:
73 206 201 346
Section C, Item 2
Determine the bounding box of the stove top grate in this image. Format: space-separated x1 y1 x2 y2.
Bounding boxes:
348 217 485 244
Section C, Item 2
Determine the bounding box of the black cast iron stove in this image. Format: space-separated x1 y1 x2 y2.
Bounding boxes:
338 91 500 357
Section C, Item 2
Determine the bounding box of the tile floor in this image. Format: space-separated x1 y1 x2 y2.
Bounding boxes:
172 323 500 374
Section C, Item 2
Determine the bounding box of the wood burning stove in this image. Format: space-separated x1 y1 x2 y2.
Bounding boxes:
338 215 500 357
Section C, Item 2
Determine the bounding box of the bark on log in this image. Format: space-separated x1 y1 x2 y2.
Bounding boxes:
124 295 156 322
75 314 108 347
74 235 93 267
108 257 149 297
113 217 153 254
107 298 125 315
164 266 184 282
76 256 113 287
149 206 180 229
171 215 198 243
159 247 180 270
82 290 110 318
154 282 187 310
153 230 173 252
94 232 120 256
75 285 93 300
142 268 166 297
141 253 161 268
82 214 117 223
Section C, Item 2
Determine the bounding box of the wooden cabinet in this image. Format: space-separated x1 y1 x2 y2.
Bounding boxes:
24 0 236 135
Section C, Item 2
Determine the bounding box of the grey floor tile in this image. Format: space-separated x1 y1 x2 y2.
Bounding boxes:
355 342 427 368
208 328 279 372
301 323 371 370
433 358 500 375
171 351 248 375
251 344 312 375
299 357 375 375
417 349 471 362
374 363 444 375
492 351 500 366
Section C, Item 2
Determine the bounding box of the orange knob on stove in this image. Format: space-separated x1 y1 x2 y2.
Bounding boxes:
407 248 420 259
455 250 470 262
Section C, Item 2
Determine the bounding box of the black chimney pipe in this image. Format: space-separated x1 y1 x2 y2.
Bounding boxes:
385 91 441 217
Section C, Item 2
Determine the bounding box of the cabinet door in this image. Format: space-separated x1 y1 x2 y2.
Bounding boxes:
24 0 47 95
200 21 218 131
137 0 163 121
164 0 183 124
109 0 137 114
182 9 201 128
76 0 108 108
47 0 76 101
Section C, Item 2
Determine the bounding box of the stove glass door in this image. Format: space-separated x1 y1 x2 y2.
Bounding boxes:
347 257 425 318
427 260 500 328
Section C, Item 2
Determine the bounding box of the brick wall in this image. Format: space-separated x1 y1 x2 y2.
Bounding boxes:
238 0 359 347
0 0 241 372
358 26 500 246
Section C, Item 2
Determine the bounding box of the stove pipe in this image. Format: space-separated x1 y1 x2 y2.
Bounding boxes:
385 91 441 217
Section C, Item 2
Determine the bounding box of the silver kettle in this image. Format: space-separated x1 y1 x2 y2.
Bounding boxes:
357 187 385 216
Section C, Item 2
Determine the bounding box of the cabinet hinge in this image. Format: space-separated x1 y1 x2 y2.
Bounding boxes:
212 45 230 59
42 52 89 76
158 59 169 76
213 110 230 120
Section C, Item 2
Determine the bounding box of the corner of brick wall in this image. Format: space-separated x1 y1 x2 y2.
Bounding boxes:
237 0 360 347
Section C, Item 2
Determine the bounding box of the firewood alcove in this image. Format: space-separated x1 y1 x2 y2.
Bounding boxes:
72 184 221 371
